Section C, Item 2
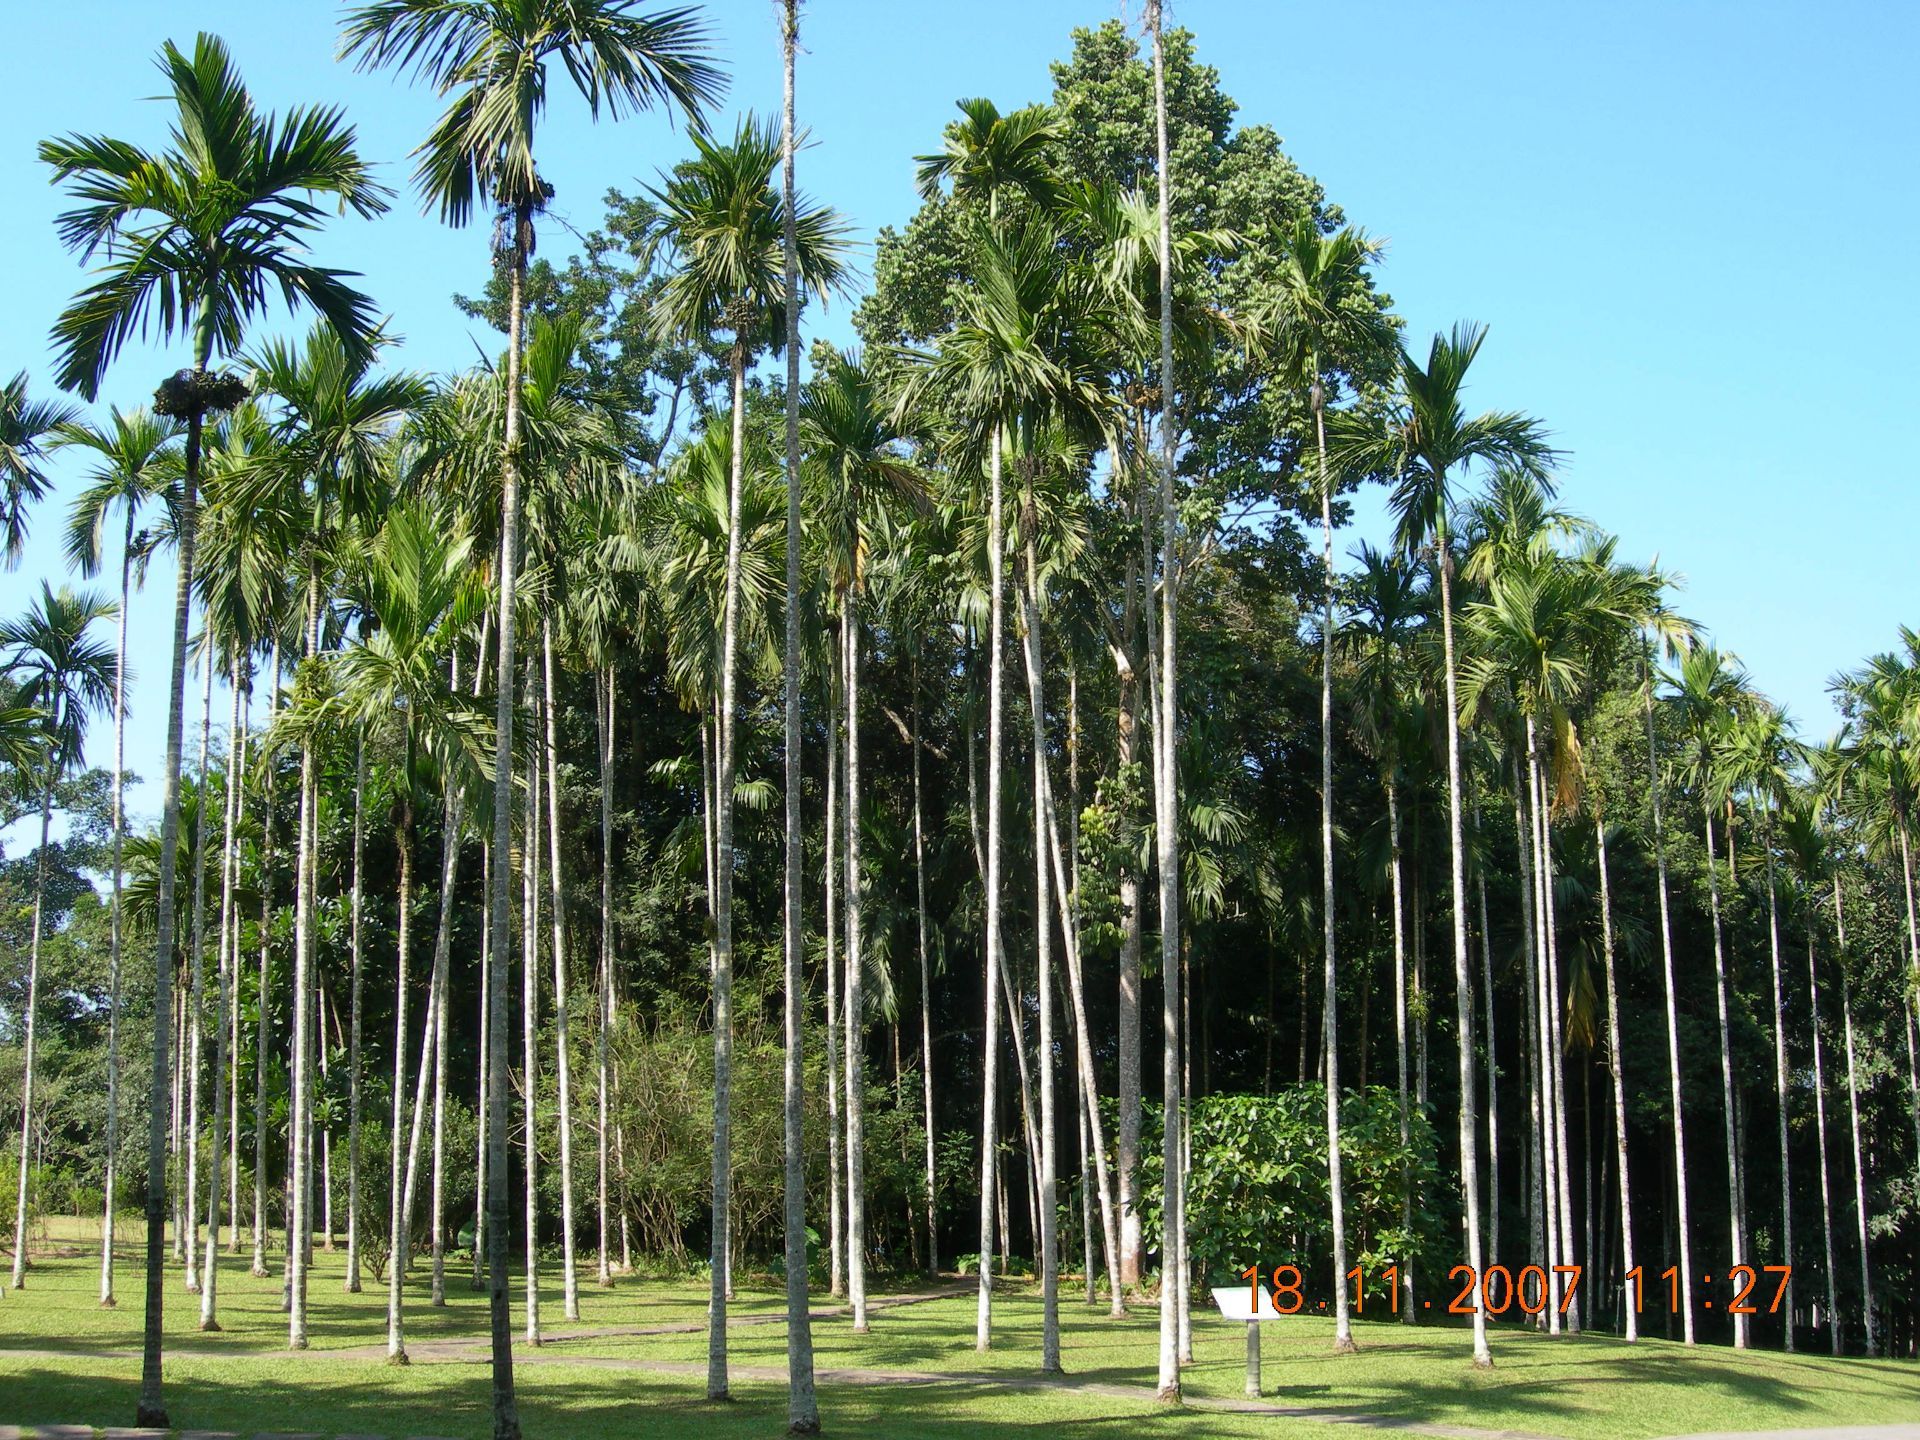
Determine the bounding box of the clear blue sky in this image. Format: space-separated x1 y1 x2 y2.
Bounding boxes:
3 0 1915 831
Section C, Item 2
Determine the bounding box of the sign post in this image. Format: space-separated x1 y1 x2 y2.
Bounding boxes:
1210 1284 1296 1397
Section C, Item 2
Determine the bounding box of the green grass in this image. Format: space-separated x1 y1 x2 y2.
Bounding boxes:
4 1219 1916 1438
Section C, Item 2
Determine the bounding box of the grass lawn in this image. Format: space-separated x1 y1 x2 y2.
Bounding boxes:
3 1218 1915 1438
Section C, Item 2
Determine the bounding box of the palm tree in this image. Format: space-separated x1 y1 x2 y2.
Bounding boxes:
0 374 80 565
41 35 387 1419
904 209 1115 1352
779 2 822 1425
1249 216 1394 1353
1345 542 1425 1319
332 502 489 1365
339 7 720 1423
650 113 847 1395
248 324 426 1346
804 348 924 1336
1719 699 1804 1344
1668 642 1754 1348
57 406 181 1307
1145 1 1186 1392
3 584 118 1289
1781 791 1843 1354
1334 321 1556 1367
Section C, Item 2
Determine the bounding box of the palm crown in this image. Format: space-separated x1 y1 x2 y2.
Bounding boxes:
41 33 391 396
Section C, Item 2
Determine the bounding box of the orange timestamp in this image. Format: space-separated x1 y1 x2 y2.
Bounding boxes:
1239 1262 1794 1317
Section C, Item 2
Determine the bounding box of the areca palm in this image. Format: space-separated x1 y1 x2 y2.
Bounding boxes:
56 405 181 1307
1719 699 1806 1344
778 6 822 1424
1667 641 1755 1348
1 375 81 566
649 112 848 1397
247 323 426 1346
1246 216 1394 1353
1333 320 1556 1367
339 9 719 1424
40 36 387 1419
3 584 118 1290
804 347 923 1336
903 211 1117 1355
331 503 490 1365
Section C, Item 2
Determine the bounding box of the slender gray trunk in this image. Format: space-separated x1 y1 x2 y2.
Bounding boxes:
1148 1 1185 1396
184 647 214 1294
1595 817 1637 1340
1834 878 1876 1355
843 602 870 1331
346 728 366 1292
289 561 322 1350
252 644 280 1279
976 424 1007 1352
428 781 461 1307
137 413 200 1430
541 620 580 1321
707 341 749 1398
1526 726 1562 1335
1763 833 1793 1346
596 669 615 1288
778 15 821 1415
1807 932 1839 1354
1643 654 1696 1340
1312 388 1353 1351
1388 772 1413 1321
912 658 938 1274
1474 797 1499 1269
386 802 415 1364
523 665 543 1347
199 657 244 1329
1433 527 1490 1367
10 772 57 1288
1702 806 1748 1347
824 636 844 1298
1018 533 1060 1371
100 504 135 1305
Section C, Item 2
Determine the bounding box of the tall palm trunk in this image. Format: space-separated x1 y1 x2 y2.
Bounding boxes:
1896 819 1920 1157
474 829 491 1294
911 656 938 1273
707 335 750 1399
1639 660 1697 1341
1388 771 1413 1321
100 502 135 1306
200 658 244 1329
596 668 615 1289
252 644 280 1279
1021 673 1123 1317
976 424 1008 1352
1148 0 1186 1397
1432 521 1491 1367
10 765 58 1289
1537 745 1577 1330
1525 724 1562 1334
1807 931 1839 1354
226 687 249 1260
346 728 366 1292
1310 384 1354 1352
184 649 215 1294
1834 877 1876 1355
777 14 821 1416
387 764 417 1363
1762 831 1793 1345
481 201 533 1440
1701 806 1748 1347
843 601 870 1332
1018 533 1060 1372
289 558 323 1351
137 401 202 1431
1473 795 1499 1268
523 663 544 1347
428 780 462 1308
1595 817 1636 1340
824 640 844 1298
542 620 580 1322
